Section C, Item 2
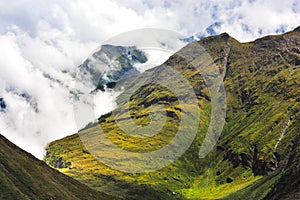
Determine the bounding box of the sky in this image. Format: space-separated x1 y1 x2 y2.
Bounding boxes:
0 0 299 159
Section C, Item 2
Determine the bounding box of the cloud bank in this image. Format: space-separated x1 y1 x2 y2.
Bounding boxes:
0 0 299 159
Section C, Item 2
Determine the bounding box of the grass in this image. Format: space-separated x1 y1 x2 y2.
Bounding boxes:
44 29 300 199
180 169 262 199
0 134 113 200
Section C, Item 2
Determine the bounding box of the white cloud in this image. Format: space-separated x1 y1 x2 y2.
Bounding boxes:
0 33 78 158
0 0 299 159
218 0 300 41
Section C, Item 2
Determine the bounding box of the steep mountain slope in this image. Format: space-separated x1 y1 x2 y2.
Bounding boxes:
78 44 147 90
0 134 115 200
45 27 300 199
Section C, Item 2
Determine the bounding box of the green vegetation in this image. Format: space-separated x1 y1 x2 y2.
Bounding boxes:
45 27 300 199
0 134 114 200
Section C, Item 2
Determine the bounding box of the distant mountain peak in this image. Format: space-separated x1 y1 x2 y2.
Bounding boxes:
181 22 223 42
77 44 147 91
293 26 300 32
219 32 230 38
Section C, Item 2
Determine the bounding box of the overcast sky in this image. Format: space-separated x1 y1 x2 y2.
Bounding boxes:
0 0 299 159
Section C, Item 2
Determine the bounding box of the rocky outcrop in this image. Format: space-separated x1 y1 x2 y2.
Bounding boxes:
78 45 147 89
53 157 71 169
0 97 6 112
223 145 279 176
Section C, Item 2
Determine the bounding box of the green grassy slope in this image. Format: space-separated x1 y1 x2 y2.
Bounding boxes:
45 27 300 199
0 134 116 200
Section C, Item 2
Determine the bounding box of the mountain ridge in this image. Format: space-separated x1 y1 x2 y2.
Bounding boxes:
45 27 300 199
0 133 116 200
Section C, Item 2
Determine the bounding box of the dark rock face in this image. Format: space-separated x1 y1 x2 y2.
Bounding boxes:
0 98 6 112
293 26 300 32
226 177 233 183
53 157 71 169
106 82 117 89
78 45 147 89
266 136 300 199
223 146 279 176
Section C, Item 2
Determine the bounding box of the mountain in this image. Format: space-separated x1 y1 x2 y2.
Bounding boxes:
181 22 222 42
78 44 147 91
0 134 116 200
44 27 300 199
